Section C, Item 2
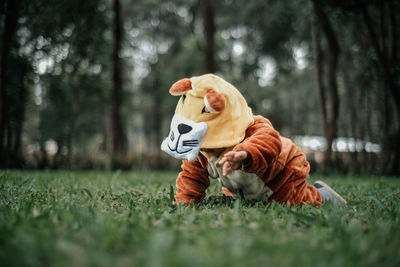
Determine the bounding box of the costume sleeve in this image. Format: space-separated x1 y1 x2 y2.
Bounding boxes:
233 115 282 177
175 155 210 206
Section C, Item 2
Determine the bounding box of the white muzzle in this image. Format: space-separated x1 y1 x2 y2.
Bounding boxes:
161 114 208 162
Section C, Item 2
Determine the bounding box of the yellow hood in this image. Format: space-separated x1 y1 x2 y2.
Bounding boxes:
174 74 254 148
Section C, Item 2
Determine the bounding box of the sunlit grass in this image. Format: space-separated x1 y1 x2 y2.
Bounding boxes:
1 170 399 267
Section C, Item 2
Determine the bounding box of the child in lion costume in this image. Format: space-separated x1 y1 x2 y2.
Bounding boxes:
161 74 346 206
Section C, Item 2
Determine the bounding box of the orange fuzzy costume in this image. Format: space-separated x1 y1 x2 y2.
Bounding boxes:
161 74 322 206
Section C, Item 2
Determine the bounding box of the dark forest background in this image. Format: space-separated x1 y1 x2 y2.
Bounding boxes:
1 0 399 175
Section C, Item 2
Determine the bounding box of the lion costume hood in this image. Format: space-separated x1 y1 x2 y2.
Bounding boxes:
161 74 254 161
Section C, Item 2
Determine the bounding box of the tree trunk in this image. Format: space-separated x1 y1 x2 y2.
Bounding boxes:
341 51 359 172
153 67 162 155
311 0 341 170
388 0 397 63
111 0 127 169
387 0 400 175
202 0 215 73
0 0 20 167
11 61 28 168
378 0 394 174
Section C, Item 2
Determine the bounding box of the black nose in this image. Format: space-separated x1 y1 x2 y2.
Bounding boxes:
177 123 192 134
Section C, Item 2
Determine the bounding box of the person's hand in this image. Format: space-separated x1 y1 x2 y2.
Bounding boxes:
218 151 248 176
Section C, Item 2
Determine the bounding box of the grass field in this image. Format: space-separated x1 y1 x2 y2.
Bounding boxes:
0 170 399 267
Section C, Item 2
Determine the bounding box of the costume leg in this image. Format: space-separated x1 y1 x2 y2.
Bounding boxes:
268 160 323 206
301 183 323 206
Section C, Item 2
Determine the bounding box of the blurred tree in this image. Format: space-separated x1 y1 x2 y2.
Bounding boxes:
311 0 340 170
111 0 128 169
201 0 215 73
323 0 400 174
0 0 24 167
358 1 400 174
18 0 110 168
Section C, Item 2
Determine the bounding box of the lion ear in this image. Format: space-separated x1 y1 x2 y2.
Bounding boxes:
204 90 225 113
169 78 192 96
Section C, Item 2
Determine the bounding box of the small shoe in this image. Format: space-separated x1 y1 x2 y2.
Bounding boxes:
314 180 347 205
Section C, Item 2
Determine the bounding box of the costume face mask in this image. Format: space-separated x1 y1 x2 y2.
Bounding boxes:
161 114 208 162
161 74 254 162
